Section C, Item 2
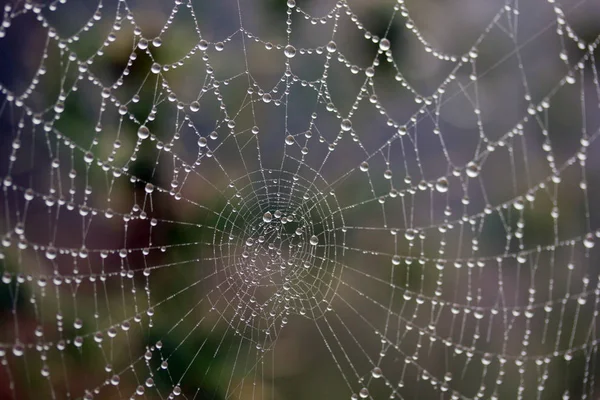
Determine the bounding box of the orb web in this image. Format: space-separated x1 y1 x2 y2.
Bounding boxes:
0 0 600 399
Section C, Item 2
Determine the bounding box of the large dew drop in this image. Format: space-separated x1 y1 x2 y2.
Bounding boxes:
263 212 273 223
466 162 480 178
435 177 449 193
379 38 391 51
341 119 352 132
284 45 296 58
189 101 200 113
326 41 337 53
138 125 150 140
584 233 595 249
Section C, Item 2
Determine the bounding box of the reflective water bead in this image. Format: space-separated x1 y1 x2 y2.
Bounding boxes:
12 343 24 357
326 41 337 53
372 367 382 378
379 38 391 51
284 45 296 58
45 246 57 260
466 162 480 178
190 101 200 112
584 233 595 249
138 125 150 140
435 177 449 193
341 119 352 131
151 63 161 74
263 212 273 223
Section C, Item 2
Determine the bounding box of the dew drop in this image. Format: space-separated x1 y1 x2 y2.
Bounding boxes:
110 375 120 386
189 101 200 113
310 235 318 246
138 125 150 140
326 41 337 53
12 343 24 357
513 197 525 211
285 135 294 145
372 367 382 378
45 246 57 260
435 177 449 193
377 36 391 51
83 152 94 164
151 63 161 74
360 162 369 172
466 162 480 178
584 233 595 249
284 45 296 58
263 212 273 223
341 119 352 132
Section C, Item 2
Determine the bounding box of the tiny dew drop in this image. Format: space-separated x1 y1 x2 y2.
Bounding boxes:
285 135 294 145
310 235 318 246
359 162 369 172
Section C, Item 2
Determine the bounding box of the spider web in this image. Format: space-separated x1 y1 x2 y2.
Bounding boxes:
0 0 600 398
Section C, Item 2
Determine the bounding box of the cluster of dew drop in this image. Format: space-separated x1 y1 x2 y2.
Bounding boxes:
0 0 599 398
